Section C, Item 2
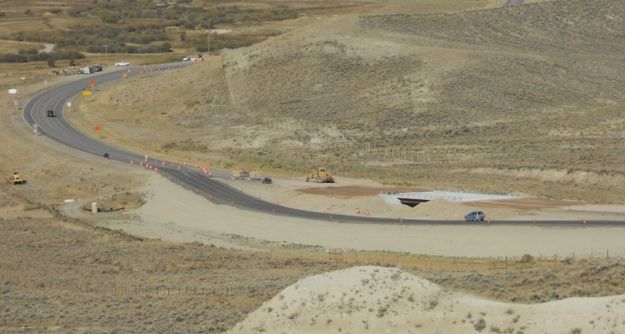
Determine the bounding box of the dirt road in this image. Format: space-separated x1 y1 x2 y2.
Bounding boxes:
92 173 625 258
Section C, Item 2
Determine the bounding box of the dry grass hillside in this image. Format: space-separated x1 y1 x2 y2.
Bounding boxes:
224 0 625 201
71 0 625 203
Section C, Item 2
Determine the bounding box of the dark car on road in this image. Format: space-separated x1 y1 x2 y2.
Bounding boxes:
46 110 56 117
465 211 486 222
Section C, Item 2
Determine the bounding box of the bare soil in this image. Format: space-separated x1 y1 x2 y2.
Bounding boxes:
297 185 426 198
465 197 578 210
230 266 625 334
80 191 145 212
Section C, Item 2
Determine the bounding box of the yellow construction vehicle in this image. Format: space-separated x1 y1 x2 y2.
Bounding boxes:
305 167 335 183
7 171 26 185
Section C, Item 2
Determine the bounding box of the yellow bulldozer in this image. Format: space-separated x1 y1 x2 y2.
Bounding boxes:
305 167 335 183
7 171 26 185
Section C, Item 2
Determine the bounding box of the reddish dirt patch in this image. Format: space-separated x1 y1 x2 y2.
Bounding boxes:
297 186 427 198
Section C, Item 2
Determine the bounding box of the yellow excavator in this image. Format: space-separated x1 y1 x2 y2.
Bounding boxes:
7 171 26 185
305 167 335 183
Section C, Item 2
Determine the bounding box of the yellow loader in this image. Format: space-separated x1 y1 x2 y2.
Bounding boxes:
305 167 335 183
7 171 26 185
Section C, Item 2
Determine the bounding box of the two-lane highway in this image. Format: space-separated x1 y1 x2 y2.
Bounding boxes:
22 65 625 226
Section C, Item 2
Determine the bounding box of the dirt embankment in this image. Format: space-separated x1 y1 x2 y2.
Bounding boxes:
230 266 625 334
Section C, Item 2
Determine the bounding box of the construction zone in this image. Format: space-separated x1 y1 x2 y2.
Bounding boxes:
3 0 625 333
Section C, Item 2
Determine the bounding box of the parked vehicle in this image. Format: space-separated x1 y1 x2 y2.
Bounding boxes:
80 64 103 74
232 171 250 180
115 61 130 66
262 177 273 184
46 109 56 117
465 211 486 222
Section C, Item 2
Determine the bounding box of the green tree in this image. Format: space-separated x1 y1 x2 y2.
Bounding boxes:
47 57 56 68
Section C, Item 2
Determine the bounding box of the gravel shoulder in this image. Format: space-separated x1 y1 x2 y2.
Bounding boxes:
90 172 625 258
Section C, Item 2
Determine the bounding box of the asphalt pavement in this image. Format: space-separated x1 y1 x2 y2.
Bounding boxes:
22 65 624 226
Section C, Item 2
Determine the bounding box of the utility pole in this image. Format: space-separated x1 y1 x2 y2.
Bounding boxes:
103 45 108 65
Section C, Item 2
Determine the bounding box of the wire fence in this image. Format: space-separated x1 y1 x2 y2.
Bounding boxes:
2 249 623 298
321 248 625 268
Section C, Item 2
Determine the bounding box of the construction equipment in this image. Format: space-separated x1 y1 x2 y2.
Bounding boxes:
232 171 250 180
305 167 335 183
7 171 26 185
80 64 103 75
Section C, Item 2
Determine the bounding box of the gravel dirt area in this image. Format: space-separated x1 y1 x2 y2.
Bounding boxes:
92 173 625 258
230 266 625 334
220 174 625 221
296 185 427 197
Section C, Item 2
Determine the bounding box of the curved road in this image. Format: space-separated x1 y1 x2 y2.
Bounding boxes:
23 65 623 226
